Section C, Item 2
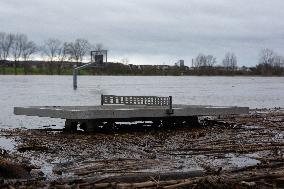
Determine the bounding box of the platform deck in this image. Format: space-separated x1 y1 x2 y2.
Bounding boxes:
14 104 249 120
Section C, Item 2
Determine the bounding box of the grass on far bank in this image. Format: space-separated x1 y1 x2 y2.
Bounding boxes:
0 67 90 75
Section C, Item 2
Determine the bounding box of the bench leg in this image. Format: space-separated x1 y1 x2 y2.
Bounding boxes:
64 120 78 132
185 116 200 127
79 120 104 132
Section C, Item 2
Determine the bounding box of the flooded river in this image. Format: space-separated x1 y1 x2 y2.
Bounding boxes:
0 75 283 129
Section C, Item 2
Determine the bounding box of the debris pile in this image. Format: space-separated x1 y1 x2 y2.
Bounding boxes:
0 108 283 188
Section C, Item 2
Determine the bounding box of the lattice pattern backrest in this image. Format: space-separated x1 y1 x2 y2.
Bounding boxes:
101 95 170 106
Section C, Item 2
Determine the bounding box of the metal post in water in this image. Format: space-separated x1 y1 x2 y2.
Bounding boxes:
73 65 77 90
72 50 107 89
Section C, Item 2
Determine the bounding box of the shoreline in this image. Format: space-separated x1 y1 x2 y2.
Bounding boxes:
1 74 284 77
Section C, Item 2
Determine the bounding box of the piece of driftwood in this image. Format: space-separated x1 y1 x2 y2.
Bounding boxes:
81 171 204 184
0 159 31 179
163 179 195 189
231 162 284 173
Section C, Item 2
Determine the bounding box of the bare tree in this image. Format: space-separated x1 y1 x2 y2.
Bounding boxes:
0 32 5 72
270 55 284 75
43 38 61 62
11 34 28 74
22 41 37 61
21 40 37 74
206 55 216 67
222 52 237 71
257 48 279 75
259 48 276 65
67 39 91 63
0 32 15 73
193 54 216 68
11 34 27 61
0 32 4 61
58 42 69 62
56 42 70 74
193 54 206 68
43 38 62 74
274 55 284 67
0 32 15 61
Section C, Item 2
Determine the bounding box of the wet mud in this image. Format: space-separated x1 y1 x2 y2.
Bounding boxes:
0 108 283 188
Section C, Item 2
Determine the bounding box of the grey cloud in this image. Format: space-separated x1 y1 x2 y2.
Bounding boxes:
1 0 284 66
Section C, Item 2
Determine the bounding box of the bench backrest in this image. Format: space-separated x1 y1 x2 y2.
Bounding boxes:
101 95 171 106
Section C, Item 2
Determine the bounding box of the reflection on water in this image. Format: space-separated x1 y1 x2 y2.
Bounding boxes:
0 75 283 129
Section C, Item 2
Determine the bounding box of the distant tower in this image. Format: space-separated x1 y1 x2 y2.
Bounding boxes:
179 60 185 67
175 60 184 67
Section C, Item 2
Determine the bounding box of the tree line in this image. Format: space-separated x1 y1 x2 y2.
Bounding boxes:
0 31 284 76
192 49 284 75
0 32 104 74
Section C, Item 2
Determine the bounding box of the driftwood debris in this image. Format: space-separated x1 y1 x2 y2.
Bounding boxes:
0 109 283 188
0 158 31 179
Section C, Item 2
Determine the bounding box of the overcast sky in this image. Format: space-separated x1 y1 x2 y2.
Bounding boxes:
1 0 284 66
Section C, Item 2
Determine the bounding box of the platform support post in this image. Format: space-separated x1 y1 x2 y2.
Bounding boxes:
101 94 104 105
169 96 173 112
73 65 77 90
166 96 174 115
64 120 78 132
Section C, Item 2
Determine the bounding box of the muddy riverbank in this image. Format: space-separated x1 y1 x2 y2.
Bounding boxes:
0 108 283 188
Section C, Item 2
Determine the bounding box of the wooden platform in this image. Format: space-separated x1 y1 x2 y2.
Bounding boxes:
14 104 249 120
14 95 249 131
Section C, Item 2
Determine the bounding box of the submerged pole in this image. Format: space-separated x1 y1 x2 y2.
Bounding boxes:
73 65 77 90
